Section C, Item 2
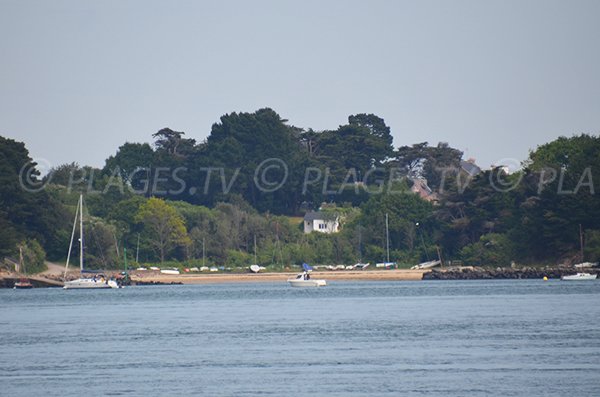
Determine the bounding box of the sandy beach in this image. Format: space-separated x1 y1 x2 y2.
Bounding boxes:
130 269 428 284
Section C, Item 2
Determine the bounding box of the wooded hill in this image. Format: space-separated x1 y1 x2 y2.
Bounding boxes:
2 108 599 271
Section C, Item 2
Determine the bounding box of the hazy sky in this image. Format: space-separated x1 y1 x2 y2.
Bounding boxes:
1 0 599 172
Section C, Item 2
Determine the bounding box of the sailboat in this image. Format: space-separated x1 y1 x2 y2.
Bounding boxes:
561 225 598 281
375 213 396 269
63 194 119 289
14 246 33 289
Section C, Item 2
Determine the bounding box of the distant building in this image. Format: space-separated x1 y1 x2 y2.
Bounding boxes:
303 211 340 234
410 178 439 203
460 159 481 176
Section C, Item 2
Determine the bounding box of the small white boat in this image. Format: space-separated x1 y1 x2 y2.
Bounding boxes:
561 272 597 281
249 264 261 273
149 266 160 271
287 273 327 287
574 262 598 268
411 260 441 270
288 263 326 287
160 268 180 275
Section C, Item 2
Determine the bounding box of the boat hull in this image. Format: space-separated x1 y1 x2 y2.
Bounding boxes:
561 273 597 281
287 279 327 287
64 278 119 289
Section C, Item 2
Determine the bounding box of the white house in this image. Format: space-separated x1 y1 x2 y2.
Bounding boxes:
303 211 340 234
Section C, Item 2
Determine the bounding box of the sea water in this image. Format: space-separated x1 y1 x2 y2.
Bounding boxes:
1 280 599 396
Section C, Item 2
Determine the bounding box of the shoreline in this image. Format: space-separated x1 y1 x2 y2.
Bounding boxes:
130 269 428 284
2 266 597 288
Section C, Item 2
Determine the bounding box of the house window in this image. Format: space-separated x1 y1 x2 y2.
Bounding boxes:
319 223 326 230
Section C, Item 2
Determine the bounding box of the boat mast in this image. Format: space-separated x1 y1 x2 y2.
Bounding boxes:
580 224 584 261
385 213 390 263
358 222 362 263
63 195 81 280
19 245 24 274
79 194 83 273
136 233 140 263
254 235 257 266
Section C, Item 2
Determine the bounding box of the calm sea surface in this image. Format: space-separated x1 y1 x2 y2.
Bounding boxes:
1 280 599 396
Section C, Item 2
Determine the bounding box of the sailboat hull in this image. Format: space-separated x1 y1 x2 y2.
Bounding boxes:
64 278 119 289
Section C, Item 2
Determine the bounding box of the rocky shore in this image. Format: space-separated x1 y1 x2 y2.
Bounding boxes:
423 266 599 280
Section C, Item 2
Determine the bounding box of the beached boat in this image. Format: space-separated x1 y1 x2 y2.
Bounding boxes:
63 194 119 290
561 272 597 281
574 262 598 268
249 264 261 273
411 260 441 270
287 263 326 287
160 268 180 275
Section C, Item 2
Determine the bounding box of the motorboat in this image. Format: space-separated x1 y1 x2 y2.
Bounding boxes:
287 272 327 287
14 278 33 289
287 263 326 287
561 272 597 281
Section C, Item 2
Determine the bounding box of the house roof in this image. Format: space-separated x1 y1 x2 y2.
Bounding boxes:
304 211 338 222
460 160 481 176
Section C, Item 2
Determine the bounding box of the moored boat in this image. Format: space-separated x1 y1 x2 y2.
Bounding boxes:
561 272 597 281
14 278 33 289
287 273 327 287
287 263 327 287
63 194 120 290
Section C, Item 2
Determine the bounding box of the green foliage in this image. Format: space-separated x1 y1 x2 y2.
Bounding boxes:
3 120 600 270
135 197 190 262
19 239 47 274
0 136 69 260
584 230 600 263
459 233 514 266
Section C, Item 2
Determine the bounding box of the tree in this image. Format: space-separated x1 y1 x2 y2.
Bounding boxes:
0 136 68 259
459 233 514 266
135 198 190 262
19 239 47 274
152 128 196 157
103 142 155 192
520 134 600 260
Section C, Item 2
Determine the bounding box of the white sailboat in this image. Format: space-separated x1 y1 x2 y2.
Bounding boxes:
63 194 119 289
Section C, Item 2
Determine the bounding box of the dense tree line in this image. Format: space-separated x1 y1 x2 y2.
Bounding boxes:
1 109 599 271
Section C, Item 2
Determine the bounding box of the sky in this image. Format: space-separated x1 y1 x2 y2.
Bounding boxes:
1 0 599 172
